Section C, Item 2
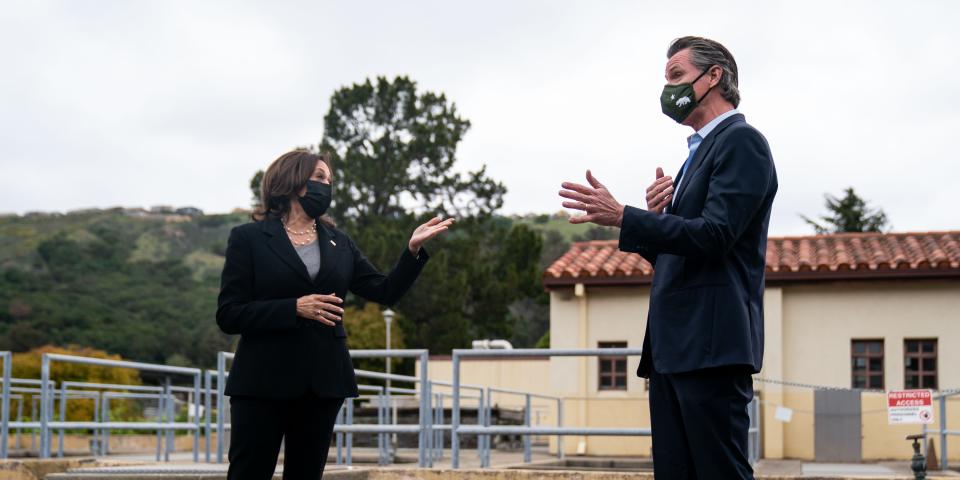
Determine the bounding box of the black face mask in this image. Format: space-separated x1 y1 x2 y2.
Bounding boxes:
298 180 332 218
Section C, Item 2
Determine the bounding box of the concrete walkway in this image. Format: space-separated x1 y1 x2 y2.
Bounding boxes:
5 448 958 479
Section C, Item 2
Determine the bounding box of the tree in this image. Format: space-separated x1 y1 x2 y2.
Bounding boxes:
571 226 618 242
315 76 541 353
802 187 889 234
0 212 235 367
342 303 406 373
250 170 264 209
539 230 569 272
319 76 505 228
13 345 142 422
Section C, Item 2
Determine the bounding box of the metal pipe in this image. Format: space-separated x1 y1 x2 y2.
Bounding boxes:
204 370 212 462
457 426 652 435
418 350 429 467
335 405 343 465
456 348 641 358
193 372 201 463
524 393 531 463
92 394 100 456
451 353 461 468
485 386 561 401
31 396 38 452
16 393 24 450
348 349 427 358
1 351 11 459
557 398 565 459
94 390 154 400
216 352 227 463
155 389 163 462
100 395 108 456
332 425 422 433
485 388 493 467
44 421 200 429
40 353 50 457
346 397 354 465
57 382 66 458
941 394 948 472
164 378 173 461
480 390 487 463
377 391 386 465
44 354 201 376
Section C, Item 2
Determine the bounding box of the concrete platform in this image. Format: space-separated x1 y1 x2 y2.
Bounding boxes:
4 450 958 479
39 467 960 480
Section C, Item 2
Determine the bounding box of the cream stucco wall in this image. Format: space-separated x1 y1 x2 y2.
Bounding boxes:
424 278 959 461
778 280 960 460
421 356 552 410
549 285 651 456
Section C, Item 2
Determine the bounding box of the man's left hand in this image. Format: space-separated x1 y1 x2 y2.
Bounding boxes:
559 170 626 227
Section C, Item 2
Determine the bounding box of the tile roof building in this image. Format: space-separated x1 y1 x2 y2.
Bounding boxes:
535 229 960 461
544 231 960 287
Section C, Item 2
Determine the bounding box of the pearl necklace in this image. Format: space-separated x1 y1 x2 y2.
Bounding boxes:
282 219 317 246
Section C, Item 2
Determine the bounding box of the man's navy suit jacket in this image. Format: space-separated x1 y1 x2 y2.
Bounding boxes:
620 113 778 378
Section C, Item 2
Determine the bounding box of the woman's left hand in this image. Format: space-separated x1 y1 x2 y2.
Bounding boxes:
409 216 455 255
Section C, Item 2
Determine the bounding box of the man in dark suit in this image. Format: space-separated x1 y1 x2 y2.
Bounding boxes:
559 36 777 479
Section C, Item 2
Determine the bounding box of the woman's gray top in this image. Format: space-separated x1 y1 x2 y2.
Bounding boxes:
294 239 321 280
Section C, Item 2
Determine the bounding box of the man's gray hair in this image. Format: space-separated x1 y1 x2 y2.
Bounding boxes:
667 36 740 107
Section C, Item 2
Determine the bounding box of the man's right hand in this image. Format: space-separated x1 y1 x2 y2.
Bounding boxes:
645 167 674 214
296 293 344 327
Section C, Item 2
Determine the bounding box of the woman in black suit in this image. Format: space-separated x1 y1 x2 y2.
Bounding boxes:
216 150 453 479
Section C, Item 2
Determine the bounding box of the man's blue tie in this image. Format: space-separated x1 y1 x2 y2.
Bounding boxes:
672 133 702 209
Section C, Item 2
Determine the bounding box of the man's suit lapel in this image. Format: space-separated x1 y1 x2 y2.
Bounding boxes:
665 162 685 215
670 113 744 209
261 218 314 285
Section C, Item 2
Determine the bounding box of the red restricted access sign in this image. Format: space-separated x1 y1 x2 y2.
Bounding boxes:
887 389 934 424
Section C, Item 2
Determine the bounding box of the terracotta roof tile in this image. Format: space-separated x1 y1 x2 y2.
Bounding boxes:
543 231 960 287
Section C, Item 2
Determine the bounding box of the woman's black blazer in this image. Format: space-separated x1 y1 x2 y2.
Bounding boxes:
216 217 428 398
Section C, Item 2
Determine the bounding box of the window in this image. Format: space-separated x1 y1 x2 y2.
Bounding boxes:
851 339 884 389
905 339 937 389
598 341 628 391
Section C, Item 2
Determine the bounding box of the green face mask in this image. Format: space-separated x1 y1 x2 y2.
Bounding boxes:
660 67 714 123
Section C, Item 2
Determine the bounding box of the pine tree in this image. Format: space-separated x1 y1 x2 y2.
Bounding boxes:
802 187 889 234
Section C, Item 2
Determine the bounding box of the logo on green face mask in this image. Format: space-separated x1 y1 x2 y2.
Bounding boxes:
660 67 715 123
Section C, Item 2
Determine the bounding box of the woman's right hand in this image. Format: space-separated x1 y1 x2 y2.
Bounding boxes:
296 293 344 327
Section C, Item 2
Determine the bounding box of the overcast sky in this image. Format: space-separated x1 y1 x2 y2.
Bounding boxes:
2 1 957 235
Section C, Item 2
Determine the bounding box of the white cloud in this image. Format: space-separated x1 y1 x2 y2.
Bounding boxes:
1 0 957 235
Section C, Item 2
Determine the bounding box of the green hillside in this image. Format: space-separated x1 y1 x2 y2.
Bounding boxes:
0 209 245 367
0 208 610 366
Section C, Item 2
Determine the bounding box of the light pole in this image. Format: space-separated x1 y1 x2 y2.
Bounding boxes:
382 308 396 455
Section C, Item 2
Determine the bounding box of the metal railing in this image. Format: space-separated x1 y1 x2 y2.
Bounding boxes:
56 380 200 459
39 353 203 461
748 396 761 464
351 384 389 465
340 357 432 467
1 351 11 458
1 377 61 458
923 390 960 471
5 385 101 457
481 386 563 467
347 370 426 465
1 347 768 467
215 349 433 467
426 380 485 464
100 391 178 459
450 348 648 469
